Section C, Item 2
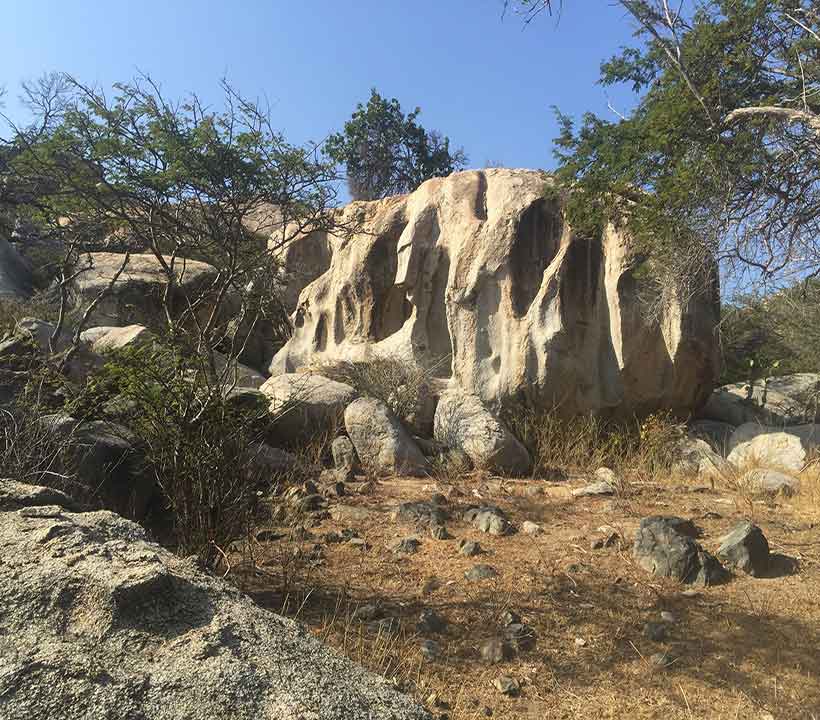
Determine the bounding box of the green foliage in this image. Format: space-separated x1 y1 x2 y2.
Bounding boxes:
70 340 270 564
533 2 820 297
325 89 467 200
720 279 820 384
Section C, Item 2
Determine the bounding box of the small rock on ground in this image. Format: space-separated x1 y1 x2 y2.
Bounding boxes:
465 564 498 581
492 676 520 696
716 521 770 576
458 540 482 557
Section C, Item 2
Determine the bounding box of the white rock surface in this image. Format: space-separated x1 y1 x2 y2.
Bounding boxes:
727 422 819 473
269 169 719 417
0 481 430 720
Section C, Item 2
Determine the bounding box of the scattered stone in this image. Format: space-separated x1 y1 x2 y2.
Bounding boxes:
331 505 372 523
595 467 619 484
458 540 482 557
633 516 728 585
521 521 541 536
743 468 801 498
643 622 668 642
672 437 730 478
465 564 498 582
352 604 380 622
503 623 536 652
499 610 521 627
332 435 359 472
574 637 587 647
648 650 676 671
395 501 448 527
660 611 676 624
420 639 441 662
417 609 447 635
716 521 770 576
492 676 520 696
393 537 421 555
345 397 430 477
590 532 620 550
430 524 451 540
466 507 509 536
572 481 615 498
480 637 510 664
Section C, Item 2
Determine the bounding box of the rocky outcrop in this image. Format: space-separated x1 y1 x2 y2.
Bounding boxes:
270 169 719 418
0 480 430 720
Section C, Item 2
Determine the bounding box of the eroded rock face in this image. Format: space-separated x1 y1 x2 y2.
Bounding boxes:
0 481 430 720
270 169 719 418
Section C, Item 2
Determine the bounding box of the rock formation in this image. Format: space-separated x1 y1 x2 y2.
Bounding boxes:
0 480 430 720
270 169 719 417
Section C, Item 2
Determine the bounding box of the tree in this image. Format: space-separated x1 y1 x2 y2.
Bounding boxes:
325 89 467 200
511 1 820 305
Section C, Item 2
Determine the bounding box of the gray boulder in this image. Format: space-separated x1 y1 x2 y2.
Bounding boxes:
672 437 729 478
260 373 357 439
434 390 531 477
345 398 429 477
0 482 430 720
633 516 728 586
716 521 770 576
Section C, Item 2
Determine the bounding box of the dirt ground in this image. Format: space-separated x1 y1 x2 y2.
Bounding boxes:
234 472 820 720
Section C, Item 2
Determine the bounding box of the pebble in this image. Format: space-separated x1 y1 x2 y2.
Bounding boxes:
521 521 541 536
480 636 509 664
417 609 447 635
648 650 676 671
458 540 482 557
492 675 520 696
465 564 498 581
420 639 441 662
660 611 676 623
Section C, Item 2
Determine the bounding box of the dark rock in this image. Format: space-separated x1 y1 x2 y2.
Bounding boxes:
417 609 447 635
465 564 498 582
395 501 448 527
633 516 728 585
393 537 421 555
458 540 482 557
298 494 326 512
716 521 770 576
420 639 441 662
503 623 536 652
430 524 451 540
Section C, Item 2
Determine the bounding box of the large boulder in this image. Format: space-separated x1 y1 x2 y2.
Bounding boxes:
434 390 531 476
727 422 820 473
344 398 430 477
0 481 430 720
269 169 719 417
701 374 820 427
259 373 357 439
69 253 275 371
672 437 729 478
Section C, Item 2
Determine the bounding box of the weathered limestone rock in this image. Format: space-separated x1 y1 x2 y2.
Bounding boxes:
633 516 728 585
260 373 357 438
270 169 718 417
344 397 429 477
434 390 531 476
727 422 819 473
0 481 431 720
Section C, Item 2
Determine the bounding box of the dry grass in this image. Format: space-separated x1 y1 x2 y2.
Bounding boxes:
228 459 820 720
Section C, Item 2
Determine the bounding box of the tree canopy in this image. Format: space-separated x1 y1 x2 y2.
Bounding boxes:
513 1 820 303
325 88 467 201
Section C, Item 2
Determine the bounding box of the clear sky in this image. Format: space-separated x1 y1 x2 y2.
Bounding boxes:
1 0 639 172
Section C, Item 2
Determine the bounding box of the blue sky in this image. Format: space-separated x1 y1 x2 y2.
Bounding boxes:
1 0 638 171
